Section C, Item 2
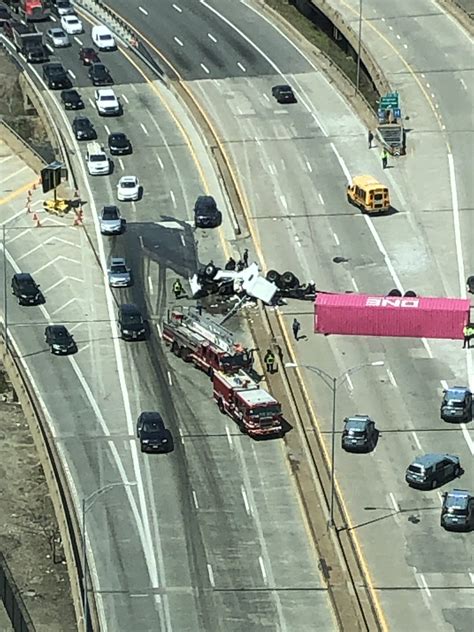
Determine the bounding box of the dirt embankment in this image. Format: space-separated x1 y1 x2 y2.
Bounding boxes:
0 365 76 632
0 50 53 161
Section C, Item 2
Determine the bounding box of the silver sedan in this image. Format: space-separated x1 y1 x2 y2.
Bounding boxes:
45 27 70 48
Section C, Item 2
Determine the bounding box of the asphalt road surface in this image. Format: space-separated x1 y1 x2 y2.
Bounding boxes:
1 12 337 632
101 1 474 631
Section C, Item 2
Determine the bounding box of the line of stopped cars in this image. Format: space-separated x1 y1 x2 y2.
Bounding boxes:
341 388 473 531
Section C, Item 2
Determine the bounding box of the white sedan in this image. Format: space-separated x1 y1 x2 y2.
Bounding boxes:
60 14 83 34
117 176 140 201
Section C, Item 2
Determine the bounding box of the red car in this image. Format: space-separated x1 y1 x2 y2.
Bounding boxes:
79 47 99 65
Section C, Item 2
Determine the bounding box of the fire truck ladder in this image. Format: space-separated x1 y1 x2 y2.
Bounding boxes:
179 306 236 353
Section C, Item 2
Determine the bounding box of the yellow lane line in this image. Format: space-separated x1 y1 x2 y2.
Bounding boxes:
340 0 450 149
0 179 38 207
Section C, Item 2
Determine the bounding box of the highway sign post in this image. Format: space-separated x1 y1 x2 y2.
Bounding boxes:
379 92 400 110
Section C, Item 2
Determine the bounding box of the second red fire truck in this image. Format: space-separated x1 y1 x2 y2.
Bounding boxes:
213 371 283 438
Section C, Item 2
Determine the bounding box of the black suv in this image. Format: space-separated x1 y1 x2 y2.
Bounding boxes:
118 304 146 341
136 412 173 453
44 325 76 355
194 195 222 229
341 415 378 453
60 89 84 110
72 116 96 141
11 273 42 305
441 489 474 531
440 387 472 423
405 453 461 490
88 63 113 86
43 62 71 89
272 84 296 104
108 132 132 155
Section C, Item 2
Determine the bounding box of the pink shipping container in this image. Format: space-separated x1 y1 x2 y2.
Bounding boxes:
314 293 471 340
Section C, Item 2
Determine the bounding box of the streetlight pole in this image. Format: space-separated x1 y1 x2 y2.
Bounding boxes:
356 0 363 94
285 360 384 527
81 481 136 632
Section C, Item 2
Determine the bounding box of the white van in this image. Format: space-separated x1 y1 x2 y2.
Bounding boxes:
86 142 110 176
91 25 116 51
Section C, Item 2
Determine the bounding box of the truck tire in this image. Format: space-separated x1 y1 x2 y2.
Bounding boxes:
171 341 180 357
387 288 402 297
266 269 281 286
282 271 299 289
217 399 225 414
404 290 417 297
204 264 218 279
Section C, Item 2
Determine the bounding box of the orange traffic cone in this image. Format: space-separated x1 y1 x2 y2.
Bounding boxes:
32 213 42 227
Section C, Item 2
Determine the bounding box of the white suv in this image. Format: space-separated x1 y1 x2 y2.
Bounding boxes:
86 142 110 176
95 88 121 116
91 25 116 51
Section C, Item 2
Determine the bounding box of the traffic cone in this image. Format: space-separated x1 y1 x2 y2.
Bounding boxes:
26 202 31 214
32 213 42 227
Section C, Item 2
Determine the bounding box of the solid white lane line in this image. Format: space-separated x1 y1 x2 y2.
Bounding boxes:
411 432 422 450
147 275 153 293
172 3 182 12
258 556 268 583
225 425 233 448
192 490 199 509
173 36 183 46
208 33 217 42
330 142 351 183
363 216 404 292
351 277 359 292
447 153 466 297
170 190 177 208
0 166 28 185
200 63 210 74
332 232 340 246
237 61 246 72
386 368 398 388
138 6 148 15
241 486 251 515
207 563 215 587
140 123 149 135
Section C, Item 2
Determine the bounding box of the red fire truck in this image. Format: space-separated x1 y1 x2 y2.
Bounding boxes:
213 370 283 438
162 307 253 376
6 0 50 21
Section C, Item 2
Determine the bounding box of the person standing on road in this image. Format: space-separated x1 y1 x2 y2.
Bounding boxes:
173 278 184 299
381 149 388 169
368 130 374 149
292 318 301 341
264 349 275 373
463 323 474 349
242 248 249 267
225 257 236 271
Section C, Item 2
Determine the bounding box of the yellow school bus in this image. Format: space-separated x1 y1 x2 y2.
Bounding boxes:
346 175 390 214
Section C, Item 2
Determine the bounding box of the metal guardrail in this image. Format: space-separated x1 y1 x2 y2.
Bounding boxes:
0 552 36 632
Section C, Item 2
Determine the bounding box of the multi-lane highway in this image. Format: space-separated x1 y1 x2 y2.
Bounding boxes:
99 1 473 630
1 8 337 632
